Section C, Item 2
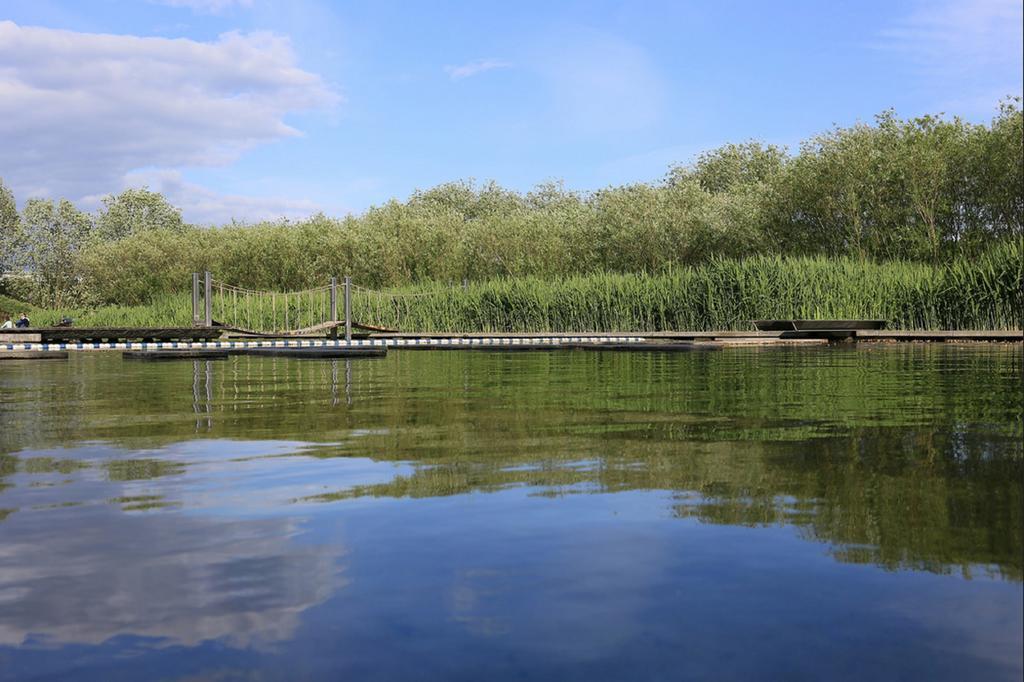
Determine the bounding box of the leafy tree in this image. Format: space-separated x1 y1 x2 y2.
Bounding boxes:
21 198 93 306
965 98 1024 247
0 178 22 274
674 141 788 194
95 188 184 242
888 113 976 262
770 115 914 259
65 98 1024 304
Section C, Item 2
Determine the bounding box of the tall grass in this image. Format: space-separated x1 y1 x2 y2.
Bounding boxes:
349 243 1022 332
0 292 193 329
8 244 1021 332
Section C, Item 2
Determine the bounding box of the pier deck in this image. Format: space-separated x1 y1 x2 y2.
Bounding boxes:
1 329 1019 355
367 330 1021 342
0 327 222 343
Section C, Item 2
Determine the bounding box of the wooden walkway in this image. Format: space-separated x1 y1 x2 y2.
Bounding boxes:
368 330 1022 343
853 329 1022 341
1 328 1019 355
0 327 221 343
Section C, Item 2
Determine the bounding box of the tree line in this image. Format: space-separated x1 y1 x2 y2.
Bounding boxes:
1 98 1021 307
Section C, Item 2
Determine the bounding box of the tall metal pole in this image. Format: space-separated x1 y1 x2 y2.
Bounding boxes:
343 275 352 342
192 272 200 326
329 277 338 340
204 271 213 327
330 277 338 321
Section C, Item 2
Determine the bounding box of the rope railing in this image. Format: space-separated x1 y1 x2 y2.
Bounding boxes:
349 284 457 331
193 273 471 336
350 284 439 298
197 275 340 335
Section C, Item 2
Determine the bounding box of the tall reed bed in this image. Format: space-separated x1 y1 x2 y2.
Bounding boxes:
19 244 1022 332
352 242 1022 332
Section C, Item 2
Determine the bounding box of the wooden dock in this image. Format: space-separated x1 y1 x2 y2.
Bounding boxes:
0 327 222 344
123 349 229 361
232 346 387 358
853 329 1023 342
1 328 1019 357
369 330 1021 343
0 350 69 360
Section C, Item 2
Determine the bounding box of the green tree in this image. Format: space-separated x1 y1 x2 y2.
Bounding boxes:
21 198 94 306
771 116 914 259
965 98 1024 247
675 141 788 194
0 178 22 274
889 113 975 262
661 143 785 261
58 97 1024 305
95 188 184 242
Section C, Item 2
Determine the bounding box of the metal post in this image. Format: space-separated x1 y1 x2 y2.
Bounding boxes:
204 271 212 327
330 277 338 321
329 277 338 340
343 275 352 342
191 270 198 323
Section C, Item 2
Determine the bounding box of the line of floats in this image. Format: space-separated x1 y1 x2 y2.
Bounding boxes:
3 338 716 361
2 320 1020 361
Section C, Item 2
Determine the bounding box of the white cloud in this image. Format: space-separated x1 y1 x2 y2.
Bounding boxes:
154 0 254 13
444 59 512 80
78 169 323 224
0 509 343 647
877 0 1023 80
0 21 336 219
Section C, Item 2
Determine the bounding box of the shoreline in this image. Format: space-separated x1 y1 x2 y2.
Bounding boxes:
1 330 1020 356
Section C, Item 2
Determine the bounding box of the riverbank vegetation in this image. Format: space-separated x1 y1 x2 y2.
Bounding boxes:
1 99 1021 331
6 242 1020 332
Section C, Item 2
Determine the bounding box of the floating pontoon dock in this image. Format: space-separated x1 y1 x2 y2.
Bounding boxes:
1 329 1019 357
1 327 221 344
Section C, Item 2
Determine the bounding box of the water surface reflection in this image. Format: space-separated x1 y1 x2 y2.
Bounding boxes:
0 346 1020 680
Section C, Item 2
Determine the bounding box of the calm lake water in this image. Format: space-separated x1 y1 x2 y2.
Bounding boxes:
0 345 1021 681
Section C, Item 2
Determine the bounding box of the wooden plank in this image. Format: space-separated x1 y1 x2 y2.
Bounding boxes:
574 343 720 352
0 332 41 343
394 343 561 351
7 327 225 342
233 347 387 359
123 350 229 360
856 330 1022 341
712 337 830 346
218 322 374 338
0 351 69 360
392 342 721 352
371 331 785 339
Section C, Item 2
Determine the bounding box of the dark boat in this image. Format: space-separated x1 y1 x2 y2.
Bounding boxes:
752 320 887 332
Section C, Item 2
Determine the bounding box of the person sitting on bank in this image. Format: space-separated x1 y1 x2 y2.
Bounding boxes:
0 314 12 329
15 312 30 328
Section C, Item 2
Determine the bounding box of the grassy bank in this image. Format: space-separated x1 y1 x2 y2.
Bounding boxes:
5 245 1021 332
0 292 194 329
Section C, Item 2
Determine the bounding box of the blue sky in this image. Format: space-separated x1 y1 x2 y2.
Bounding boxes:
1 0 1021 223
